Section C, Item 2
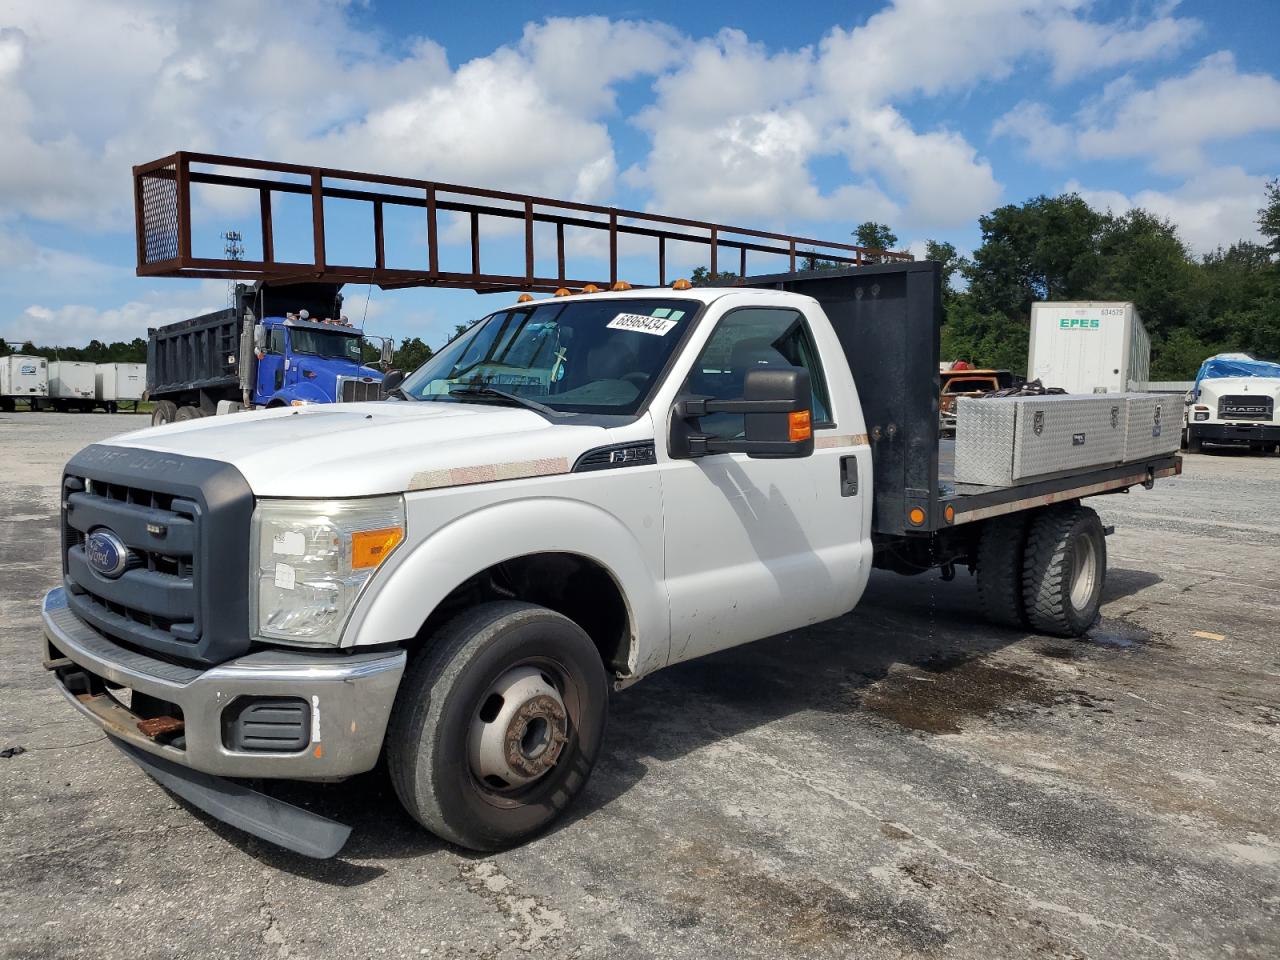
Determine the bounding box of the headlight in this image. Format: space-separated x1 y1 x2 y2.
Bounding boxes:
250 496 405 648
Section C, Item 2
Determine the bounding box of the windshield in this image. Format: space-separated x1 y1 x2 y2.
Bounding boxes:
399 298 698 415
289 327 364 362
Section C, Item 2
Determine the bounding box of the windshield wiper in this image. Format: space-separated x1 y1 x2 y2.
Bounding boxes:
448 385 561 418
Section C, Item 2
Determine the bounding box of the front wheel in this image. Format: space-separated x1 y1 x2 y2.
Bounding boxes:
1022 504 1106 637
387 601 608 851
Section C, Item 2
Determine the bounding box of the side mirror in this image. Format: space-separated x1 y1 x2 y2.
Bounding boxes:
380 339 394 367
671 367 814 459
253 325 266 350
382 369 405 395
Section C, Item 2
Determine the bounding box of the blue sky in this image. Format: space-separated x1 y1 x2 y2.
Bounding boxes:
2 0 1278 351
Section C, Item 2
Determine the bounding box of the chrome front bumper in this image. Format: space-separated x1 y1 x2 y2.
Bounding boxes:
41 588 406 780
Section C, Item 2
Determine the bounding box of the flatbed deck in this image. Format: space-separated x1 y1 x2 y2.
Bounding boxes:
937 441 1181 528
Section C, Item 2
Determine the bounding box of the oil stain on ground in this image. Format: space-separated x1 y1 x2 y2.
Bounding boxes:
857 654 1109 735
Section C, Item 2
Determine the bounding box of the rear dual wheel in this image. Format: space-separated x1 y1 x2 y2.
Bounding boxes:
388 601 608 851
976 504 1106 637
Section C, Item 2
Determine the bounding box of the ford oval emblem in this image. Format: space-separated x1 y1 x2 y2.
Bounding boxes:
86 529 130 579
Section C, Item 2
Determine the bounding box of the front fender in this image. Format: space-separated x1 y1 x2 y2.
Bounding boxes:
344 496 670 677
270 381 332 406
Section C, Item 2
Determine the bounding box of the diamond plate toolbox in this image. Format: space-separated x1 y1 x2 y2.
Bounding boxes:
1122 393 1181 461
955 395 1127 486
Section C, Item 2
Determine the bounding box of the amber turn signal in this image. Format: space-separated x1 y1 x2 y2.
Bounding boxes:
943 504 955 524
351 526 405 569
788 410 812 442
908 507 926 527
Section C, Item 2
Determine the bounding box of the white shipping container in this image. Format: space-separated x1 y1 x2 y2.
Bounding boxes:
1028 302 1150 394
48 360 97 401
96 362 146 402
1 354 49 399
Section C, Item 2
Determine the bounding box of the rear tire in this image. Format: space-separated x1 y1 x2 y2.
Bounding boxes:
1022 504 1106 638
0 397 14 413
387 601 608 851
174 405 204 422
151 400 178 426
976 513 1029 628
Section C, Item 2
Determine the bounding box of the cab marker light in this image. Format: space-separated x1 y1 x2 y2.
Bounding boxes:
672 278 693 290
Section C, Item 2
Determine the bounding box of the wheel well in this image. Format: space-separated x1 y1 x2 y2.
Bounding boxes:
414 553 632 676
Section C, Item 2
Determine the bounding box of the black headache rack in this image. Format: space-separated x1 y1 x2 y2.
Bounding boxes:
750 262 1182 537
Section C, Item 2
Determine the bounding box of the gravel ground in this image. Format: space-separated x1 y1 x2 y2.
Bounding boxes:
1 410 1277 960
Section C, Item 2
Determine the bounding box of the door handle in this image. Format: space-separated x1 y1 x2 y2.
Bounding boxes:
840 455 858 497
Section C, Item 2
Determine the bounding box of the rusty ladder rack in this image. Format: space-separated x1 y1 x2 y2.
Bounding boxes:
134 151 911 293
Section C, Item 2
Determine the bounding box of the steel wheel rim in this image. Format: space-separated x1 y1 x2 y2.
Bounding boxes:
1069 532 1098 611
468 664 569 793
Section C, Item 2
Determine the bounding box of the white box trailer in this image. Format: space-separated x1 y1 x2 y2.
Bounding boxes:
0 354 49 411
48 361 98 411
95 362 146 412
1028 302 1150 394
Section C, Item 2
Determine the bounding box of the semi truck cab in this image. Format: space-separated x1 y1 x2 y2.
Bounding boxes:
1184 353 1280 453
251 314 385 408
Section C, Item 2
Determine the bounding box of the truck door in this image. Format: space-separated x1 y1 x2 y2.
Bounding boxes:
255 326 287 403
660 305 868 665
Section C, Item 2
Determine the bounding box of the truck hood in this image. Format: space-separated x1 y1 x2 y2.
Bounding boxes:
104 401 621 497
1197 377 1280 401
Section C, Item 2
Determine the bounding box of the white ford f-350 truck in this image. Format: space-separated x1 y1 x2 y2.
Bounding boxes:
42 263 1180 857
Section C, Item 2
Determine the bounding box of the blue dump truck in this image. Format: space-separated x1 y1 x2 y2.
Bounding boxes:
147 282 392 425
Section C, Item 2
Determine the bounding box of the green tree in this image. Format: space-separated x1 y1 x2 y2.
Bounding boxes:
924 239 967 297
1259 178 1280 262
394 336 433 372
853 221 898 257
690 265 740 286
0 339 9 356
966 194 1107 318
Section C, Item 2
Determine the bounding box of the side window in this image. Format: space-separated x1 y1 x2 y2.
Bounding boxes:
684 308 833 440
269 328 287 355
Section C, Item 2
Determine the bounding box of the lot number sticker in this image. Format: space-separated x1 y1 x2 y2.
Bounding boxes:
607 313 679 336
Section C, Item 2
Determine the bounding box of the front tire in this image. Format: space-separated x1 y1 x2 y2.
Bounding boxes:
1022 504 1106 637
387 601 608 851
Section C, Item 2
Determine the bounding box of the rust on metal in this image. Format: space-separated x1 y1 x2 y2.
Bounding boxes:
131 150 912 292
137 716 185 739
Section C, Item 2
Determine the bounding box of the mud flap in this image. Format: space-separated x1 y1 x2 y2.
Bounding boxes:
112 737 351 859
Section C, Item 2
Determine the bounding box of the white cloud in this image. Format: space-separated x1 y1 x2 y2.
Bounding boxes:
4 283 224 347
1043 12 1199 84
1066 166 1271 254
992 101 1074 167
1078 52 1280 174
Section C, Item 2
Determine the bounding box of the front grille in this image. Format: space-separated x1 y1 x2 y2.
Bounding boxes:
63 477 201 651
1218 395 1273 421
337 376 384 403
62 444 254 666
